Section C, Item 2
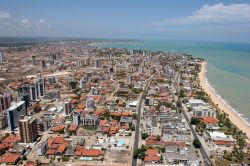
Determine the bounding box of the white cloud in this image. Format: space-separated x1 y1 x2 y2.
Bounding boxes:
20 18 32 28
36 18 51 28
152 3 250 26
0 10 11 19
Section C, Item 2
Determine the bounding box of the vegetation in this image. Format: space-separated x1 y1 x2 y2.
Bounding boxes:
193 139 201 148
133 144 147 159
190 117 200 125
141 132 149 140
62 155 70 162
131 88 143 94
82 126 97 131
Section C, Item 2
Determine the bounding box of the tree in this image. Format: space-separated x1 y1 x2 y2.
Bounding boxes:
191 117 200 125
141 132 149 140
156 135 161 141
103 110 111 121
193 139 201 148
132 113 137 120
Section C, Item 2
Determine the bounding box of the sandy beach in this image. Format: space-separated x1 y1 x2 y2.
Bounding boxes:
199 61 250 140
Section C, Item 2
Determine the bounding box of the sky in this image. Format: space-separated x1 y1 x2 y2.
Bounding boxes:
0 0 250 43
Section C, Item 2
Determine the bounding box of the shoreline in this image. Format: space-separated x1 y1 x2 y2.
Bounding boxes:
199 61 250 140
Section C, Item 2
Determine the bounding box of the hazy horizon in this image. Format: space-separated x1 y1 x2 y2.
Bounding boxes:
1 0 250 43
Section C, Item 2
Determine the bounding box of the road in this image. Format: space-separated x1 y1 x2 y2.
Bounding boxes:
131 74 156 166
175 71 213 166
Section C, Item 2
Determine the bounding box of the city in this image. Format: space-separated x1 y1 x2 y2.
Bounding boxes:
0 40 249 166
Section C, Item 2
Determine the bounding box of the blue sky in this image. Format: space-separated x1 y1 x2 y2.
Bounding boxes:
0 0 250 42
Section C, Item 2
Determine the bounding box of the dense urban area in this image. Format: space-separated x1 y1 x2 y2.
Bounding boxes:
0 40 249 166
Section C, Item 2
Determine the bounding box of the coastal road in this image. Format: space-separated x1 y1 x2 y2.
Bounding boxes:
175 71 213 166
181 106 213 166
131 74 156 166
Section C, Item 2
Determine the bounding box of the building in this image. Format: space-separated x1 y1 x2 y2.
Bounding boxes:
193 105 215 118
73 112 81 125
145 97 154 106
188 99 206 108
29 84 38 101
64 99 72 115
18 93 30 109
82 114 98 126
37 141 49 156
0 115 7 129
19 116 38 143
31 55 36 65
7 101 26 131
85 97 95 111
0 93 12 111
0 50 4 63
95 59 100 68
37 118 51 132
37 78 46 97
68 78 78 89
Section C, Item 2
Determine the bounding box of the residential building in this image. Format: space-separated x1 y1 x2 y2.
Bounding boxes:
0 93 12 111
73 112 81 125
64 99 72 115
7 101 26 131
19 116 38 143
37 141 49 156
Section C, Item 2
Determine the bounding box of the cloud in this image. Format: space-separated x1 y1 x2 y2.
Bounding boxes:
0 10 11 19
20 18 32 28
152 3 250 26
36 18 51 28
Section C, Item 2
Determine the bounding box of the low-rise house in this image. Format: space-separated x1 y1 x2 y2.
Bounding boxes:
0 153 21 165
119 116 132 127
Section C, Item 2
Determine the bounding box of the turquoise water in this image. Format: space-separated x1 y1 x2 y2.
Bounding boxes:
96 40 250 124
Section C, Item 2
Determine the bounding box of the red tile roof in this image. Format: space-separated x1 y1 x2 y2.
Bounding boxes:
2 135 20 144
145 149 158 156
46 149 57 155
51 125 65 132
99 120 107 126
144 155 160 162
0 153 21 164
201 117 218 124
68 125 78 132
81 149 104 157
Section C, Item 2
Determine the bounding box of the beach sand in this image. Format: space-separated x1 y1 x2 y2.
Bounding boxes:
199 61 250 140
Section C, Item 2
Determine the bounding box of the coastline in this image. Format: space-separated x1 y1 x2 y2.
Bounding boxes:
199 61 250 140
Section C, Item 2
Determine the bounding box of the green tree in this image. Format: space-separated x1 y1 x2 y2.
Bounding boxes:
193 139 201 148
141 132 149 140
191 117 200 125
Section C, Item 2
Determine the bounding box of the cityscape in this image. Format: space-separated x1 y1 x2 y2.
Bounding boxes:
0 1 250 166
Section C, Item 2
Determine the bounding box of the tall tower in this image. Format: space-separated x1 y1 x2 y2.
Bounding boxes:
31 55 36 65
64 99 72 115
19 117 38 143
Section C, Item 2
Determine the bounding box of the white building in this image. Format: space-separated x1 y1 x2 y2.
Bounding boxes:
193 105 216 118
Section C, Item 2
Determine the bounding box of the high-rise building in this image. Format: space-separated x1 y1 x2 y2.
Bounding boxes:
64 99 72 115
0 93 12 112
95 59 100 68
29 84 38 101
0 50 4 63
85 98 95 111
19 116 38 143
31 55 36 65
41 60 46 68
73 112 81 125
18 94 30 108
6 101 26 131
37 78 45 97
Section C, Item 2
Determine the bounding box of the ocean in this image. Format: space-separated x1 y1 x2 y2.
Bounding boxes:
95 40 250 125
